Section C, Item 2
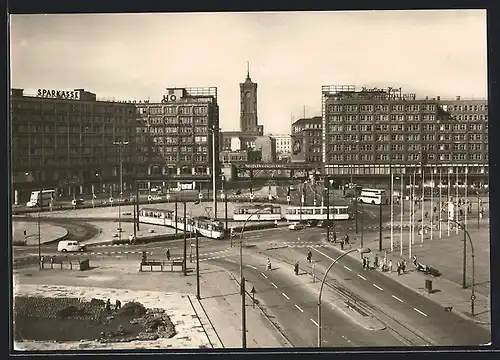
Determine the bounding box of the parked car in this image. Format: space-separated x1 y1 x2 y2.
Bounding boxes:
57 240 87 252
306 220 318 227
71 198 84 206
288 222 305 230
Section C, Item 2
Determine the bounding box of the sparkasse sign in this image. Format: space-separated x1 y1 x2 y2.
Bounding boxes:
37 89 80 100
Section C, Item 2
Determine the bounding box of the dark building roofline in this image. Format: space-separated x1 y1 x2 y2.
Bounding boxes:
292 116 322 126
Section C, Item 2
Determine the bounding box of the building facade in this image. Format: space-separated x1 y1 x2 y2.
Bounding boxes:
254 136 276 163
270 134 292 158
321 85 489 184
11 88 136 203
291 116 323 165
134 87 219 191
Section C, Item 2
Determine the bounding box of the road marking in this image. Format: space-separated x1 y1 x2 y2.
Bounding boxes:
282 293 290 300
392 295 403 303
344 266 352 272
373 284 383 291
248 265 257 270
357 274 367 280
312 248 335 261
271 282 278 289
261 272 268 279
295 304 304 313
413 308 428 317
310 318 319 327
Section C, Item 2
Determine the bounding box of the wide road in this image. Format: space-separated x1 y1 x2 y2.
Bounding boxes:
275 240 490 346
210 255 408 347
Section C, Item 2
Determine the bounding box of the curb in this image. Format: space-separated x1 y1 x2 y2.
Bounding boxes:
227 272 294 348
188 295 225 349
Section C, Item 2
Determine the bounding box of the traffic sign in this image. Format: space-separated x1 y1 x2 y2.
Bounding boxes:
109 197 113 203
250 286 256 294
471 294 476 301
250 193 254 200
287 195 290 202
198 193 203 200
221 193 225 200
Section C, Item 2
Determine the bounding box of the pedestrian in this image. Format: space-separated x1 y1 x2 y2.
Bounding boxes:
402 259 407 273
294 261 299 275
267 258 272 271
105 299 112 312
115 299 122 310
333 232 337 243
389 259 393 273
166 249 171 260
274 220 278 228
459 209 463 217
307 250 312 263
397 262 401 276
425 211 428 219
362 257 367 270
374 255 379 268
433 206 437 214
340 239 344 250
366 258 371 270
344 234 349 245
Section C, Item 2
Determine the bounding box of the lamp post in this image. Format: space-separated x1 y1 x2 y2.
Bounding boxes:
210 125 218 220
238 205 273 349
26 172 43 269
187 200 202 262
317 247 371 347
113 140 129 243
439 219 476 316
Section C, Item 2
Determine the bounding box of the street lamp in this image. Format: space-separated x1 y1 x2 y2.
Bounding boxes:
439 219 476 316
238 204 273 349
317 247 371 347
209 125 219 220
188 200 202 262
25 172 43 269
113 140 129 243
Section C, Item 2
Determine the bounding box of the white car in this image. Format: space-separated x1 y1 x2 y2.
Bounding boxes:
57 240 87 252
288 222 305 230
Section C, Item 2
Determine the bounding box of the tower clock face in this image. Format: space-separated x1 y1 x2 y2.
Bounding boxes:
245 91 252 98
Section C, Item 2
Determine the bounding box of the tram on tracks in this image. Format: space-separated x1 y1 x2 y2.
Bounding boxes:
138 207 225 239
232 204 282 221
283 205 350 221
232 204 350 222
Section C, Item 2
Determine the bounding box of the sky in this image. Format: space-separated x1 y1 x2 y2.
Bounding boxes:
10 10 487 135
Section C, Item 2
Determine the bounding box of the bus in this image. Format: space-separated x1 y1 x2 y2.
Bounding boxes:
26 189 56 207
358 188 388 205
232 204 282 221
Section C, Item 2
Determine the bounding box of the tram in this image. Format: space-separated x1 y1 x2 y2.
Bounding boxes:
232 204 282 221
284 205 350 221
138 207 225 239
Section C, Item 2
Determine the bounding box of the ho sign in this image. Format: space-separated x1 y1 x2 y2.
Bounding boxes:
162 94 177 102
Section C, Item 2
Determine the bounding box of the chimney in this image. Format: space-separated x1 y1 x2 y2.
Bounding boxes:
456 96 460 101
425 96 428 100
437 96 440 101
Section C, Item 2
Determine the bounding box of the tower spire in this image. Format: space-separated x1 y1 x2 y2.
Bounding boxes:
246 61 250 80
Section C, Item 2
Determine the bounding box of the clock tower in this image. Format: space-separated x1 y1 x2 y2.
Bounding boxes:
239 62 259 133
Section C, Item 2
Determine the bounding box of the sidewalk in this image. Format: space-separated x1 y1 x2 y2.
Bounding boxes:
322 231 491 330
197 266 291 348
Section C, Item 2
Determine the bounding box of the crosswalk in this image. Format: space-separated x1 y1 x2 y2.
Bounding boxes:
282 241 327 248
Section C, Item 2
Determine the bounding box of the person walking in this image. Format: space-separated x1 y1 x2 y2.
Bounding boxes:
362 257 367 270
267 258 272 271
294 261 299 275
166 249 171 260
388 259 393 273
397 262 401 276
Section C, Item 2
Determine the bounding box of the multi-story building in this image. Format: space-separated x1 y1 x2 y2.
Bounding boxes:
321 85 489 185
11 88 136 204
291 116 323 165
270 134 292 158
220 149 261 164
254 136 276 163
134 87 219 191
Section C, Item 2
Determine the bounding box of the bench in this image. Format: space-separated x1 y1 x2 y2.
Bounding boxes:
139 260 184 272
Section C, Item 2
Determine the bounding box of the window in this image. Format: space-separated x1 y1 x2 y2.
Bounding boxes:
391 144 404 151
376 144 388 151
375 124 389 131
360 144 372 151
422 134 434 141
391 134 404 141
407 134 420 141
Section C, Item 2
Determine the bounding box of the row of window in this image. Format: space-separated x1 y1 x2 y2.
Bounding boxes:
327 103 488 113
326 114 488 123
144 116 209 125
328 153 485 161
13 114 134 123
327 104 437 113
147 155 208 163
136 106 209 116
330 143 485 152
16 124 134 134
13 101 135 114
329 123 486 133
328 133 484 142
